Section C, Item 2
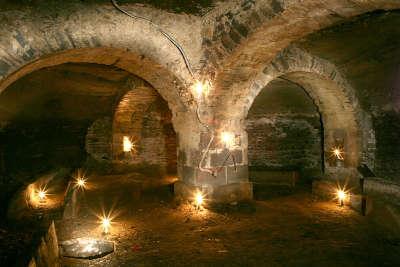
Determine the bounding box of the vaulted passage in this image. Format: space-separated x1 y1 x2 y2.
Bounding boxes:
0 63 130 174
0 62 177 179
0 61 178 266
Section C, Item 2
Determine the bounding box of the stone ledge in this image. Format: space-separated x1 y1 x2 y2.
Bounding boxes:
174 180 200 201
174 180 253 204
212 182 253 204
364 178 400 204
312 180 337 200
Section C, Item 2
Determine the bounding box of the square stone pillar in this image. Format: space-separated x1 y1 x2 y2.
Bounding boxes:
174 127 252 203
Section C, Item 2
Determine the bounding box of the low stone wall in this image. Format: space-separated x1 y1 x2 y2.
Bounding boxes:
364 178 400 204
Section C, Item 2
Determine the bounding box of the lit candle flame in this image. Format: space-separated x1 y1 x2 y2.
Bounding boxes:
101 217 111 234
337 190 346 200
195 192 204 207
38 189 47 200
73 169 87 190
331 147 344 160
75 177 86 189
123 136 134 152
336 189 347 206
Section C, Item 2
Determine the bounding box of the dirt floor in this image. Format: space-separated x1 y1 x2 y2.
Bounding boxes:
53 174 400 267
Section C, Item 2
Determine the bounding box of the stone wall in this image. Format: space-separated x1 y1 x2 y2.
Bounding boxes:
374 111 400 181
0 1 400 203
247 116 321 172
246 79 322 180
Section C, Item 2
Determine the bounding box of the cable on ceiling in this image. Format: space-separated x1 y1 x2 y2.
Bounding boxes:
111 0 194 77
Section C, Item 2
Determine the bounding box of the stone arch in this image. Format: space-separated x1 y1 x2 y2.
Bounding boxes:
0 47 189 119
0 3 201 118
112 84 177 174
205 1 400 114
204 0 400 74
241 46 374 175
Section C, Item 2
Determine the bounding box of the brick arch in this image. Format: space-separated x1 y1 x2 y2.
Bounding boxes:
206 0 400 100
0 3 199 117
241 46 374 171
112 85 177 174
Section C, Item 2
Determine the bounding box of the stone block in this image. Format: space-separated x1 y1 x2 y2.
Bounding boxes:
212 182 253 203
250 170 298 187
210 149 230 166
182 166 196 185
349 194 373 215
230 149 243 165
364 178 400 203
312 180 336 200
227 165 249 183
221 33 235 52
200 131 213 148
231 19 248 37
197 167 227 186
60 238 114 259
229 29 242 44
174 180 200 201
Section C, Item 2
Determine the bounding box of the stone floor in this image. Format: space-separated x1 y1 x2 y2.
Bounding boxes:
56 174 400 267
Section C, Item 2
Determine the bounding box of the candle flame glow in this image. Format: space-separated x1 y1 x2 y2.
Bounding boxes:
101 216 111 234
195 192 204 207
337 190 346 201
123 136 134 152
331 147 344 160
76 178 86 188
335 187 349 207
192 80 211 99
38 189 47 200
73 169 88 190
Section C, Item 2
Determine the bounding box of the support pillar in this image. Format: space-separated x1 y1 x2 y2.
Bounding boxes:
174 114 252 203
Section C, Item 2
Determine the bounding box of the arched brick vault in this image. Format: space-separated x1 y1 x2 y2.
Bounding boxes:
203 0 400 100
239 46 375 170
0 2 204 120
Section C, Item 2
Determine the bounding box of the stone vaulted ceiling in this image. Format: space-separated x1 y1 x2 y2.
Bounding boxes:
296 10 400 113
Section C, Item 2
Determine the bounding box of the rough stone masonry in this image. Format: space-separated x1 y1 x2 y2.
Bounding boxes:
0 0 400 203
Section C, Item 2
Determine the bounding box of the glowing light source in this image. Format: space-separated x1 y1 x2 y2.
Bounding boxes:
101 216 112 234
37 189 47 201
76 178 86 188
73 169 87 190
221 131 235 148
191 80 211 99
331 147 344 160
26 184 52 207
195 192 204 207
337 189 347 206
123 136 134 152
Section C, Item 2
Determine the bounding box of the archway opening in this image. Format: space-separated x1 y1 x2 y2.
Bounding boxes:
86 81 177 178
246 78 324 197
0 61 178 265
